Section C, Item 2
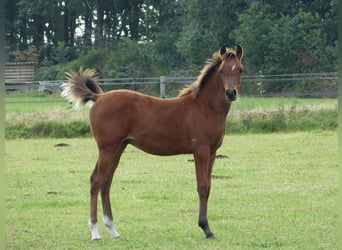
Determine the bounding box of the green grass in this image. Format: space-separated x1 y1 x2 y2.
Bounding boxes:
5 90 65 112
5 92 338 138
5 132 337 249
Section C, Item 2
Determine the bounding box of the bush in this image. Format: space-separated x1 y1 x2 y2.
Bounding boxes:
34 38 178 81
6 121 91 139
227 108 337 134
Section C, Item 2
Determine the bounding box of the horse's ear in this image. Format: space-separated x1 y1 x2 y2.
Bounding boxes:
236 44 243 60
219 45 226 57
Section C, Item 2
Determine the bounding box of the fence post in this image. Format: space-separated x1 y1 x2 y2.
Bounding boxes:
160 76 166 98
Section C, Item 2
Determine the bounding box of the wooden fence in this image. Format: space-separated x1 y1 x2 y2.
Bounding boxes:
5 62 37 90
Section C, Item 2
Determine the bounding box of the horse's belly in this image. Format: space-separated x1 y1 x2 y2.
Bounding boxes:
129 134 192 156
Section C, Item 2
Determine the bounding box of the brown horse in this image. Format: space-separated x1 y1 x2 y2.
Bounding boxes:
61 45 243 240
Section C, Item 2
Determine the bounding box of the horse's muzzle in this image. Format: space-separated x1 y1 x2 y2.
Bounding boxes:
225 89 237 101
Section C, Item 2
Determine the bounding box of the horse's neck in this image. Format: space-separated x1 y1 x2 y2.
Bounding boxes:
197 73 231 116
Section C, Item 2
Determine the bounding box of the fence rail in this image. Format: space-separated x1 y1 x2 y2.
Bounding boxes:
243 72 337 81
5 72 337 98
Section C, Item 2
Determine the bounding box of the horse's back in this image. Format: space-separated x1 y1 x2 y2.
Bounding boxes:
90 89 179 122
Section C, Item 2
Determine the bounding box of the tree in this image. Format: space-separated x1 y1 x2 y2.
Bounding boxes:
176 0 247 69
297 8 337 72
230 0 337 74
16 0 57 48
147 0 184 71
5 0 20 53
5 0 337 77
230 1 276 74
83 0 94 48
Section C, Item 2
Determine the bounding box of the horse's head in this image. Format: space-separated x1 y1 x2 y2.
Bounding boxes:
218 45 243 101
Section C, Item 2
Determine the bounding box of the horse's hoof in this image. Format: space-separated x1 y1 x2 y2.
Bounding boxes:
110 233 120 239
91 236 101 241
206 232 216 239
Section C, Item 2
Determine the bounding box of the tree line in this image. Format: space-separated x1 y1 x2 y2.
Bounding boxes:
5 0 337 79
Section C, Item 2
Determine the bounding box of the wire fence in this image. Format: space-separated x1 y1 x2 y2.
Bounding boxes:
5 72 338 98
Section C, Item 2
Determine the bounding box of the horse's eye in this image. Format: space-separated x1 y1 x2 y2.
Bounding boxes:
240 69 243 73
219 70 223 74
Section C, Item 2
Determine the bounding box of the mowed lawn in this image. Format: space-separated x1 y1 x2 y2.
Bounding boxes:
5 131 337 249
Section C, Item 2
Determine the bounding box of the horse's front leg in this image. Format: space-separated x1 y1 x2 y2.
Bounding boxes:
194 147 216 239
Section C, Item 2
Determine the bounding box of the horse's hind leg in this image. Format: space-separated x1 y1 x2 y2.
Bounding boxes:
101 143 128 239
101 145 126 239
89 144 124 240
101 176 120 239
89 162 102 240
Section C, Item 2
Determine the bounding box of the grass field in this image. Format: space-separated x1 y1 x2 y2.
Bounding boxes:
5 131 337 249
4 90 338 138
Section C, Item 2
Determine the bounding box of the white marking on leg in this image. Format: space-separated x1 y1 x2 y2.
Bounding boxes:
103 215 120 239
88 219 101 240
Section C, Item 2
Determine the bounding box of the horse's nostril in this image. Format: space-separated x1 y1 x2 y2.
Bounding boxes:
225 89 237 101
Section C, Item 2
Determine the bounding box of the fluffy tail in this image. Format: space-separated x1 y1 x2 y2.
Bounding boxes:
61 68 103 109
